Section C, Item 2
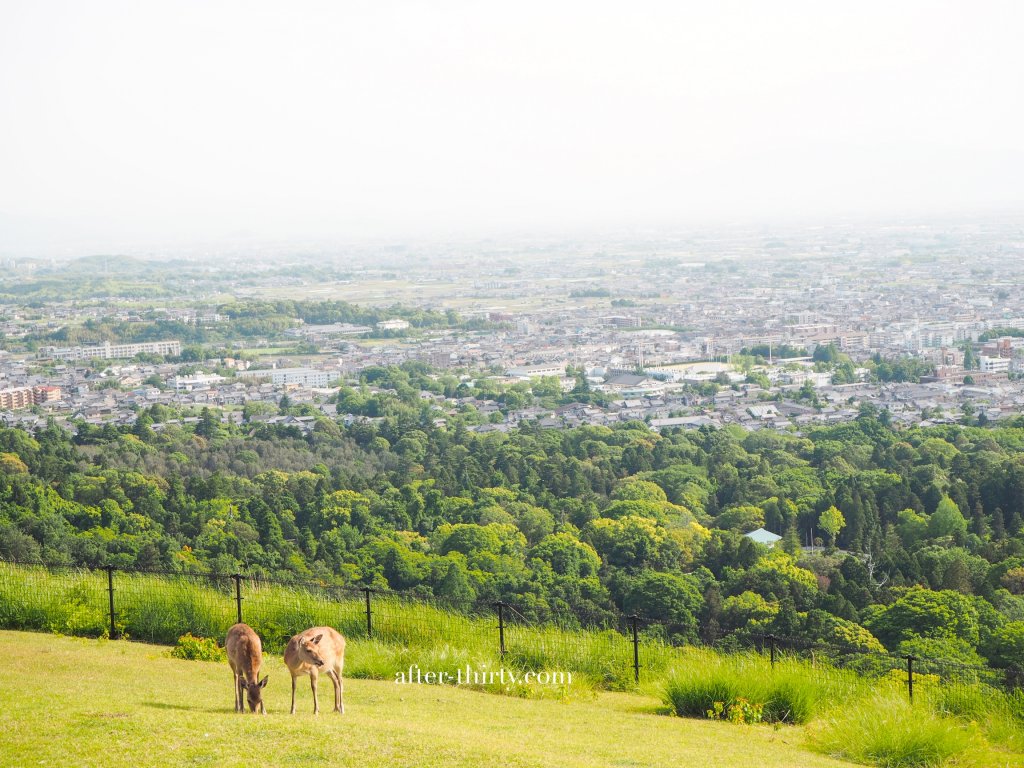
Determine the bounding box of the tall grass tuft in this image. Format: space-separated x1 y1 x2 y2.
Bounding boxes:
812 693 977 768
663 651 862 724
663 651 746 718
926 683 1024 752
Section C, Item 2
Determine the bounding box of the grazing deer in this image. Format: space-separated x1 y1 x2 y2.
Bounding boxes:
225 622 268 714
284 626 346 715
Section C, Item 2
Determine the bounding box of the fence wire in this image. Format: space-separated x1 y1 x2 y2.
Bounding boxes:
0 559 1014 699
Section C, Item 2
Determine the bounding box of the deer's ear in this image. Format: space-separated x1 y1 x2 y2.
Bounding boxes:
259 675 269 688
312 634 324 645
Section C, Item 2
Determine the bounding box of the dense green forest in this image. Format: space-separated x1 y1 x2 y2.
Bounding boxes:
4 393 1024 673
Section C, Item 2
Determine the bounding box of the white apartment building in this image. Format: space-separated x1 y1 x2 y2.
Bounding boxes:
238 367 331 387
506 362 567 379
173 374 226 391
38 340 182 361
979 355 1011 374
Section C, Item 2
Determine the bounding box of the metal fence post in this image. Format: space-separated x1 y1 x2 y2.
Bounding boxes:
231 573 243 624
906 655 915 703
363 587 373 639
494 601 506 658
629 614 640 683
105 565 117 639
768 634 777 668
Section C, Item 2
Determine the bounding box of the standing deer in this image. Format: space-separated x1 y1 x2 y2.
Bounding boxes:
284 626 346 715
225 622 268 714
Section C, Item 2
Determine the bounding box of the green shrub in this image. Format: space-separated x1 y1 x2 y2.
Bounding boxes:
707 696 763 724
813 693 977 768
170 633 226 662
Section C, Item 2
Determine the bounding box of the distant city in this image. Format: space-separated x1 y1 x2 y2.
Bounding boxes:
3 215 1024 434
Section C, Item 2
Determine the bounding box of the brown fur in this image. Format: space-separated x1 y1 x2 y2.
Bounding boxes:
284 626 346 715
225 622 267 714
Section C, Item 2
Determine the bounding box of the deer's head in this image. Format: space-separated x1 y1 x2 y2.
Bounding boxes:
241 675 268 712
296 633 326 667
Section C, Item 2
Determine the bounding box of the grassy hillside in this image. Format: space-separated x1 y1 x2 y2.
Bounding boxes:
0 630 850 768
4 564 1023 767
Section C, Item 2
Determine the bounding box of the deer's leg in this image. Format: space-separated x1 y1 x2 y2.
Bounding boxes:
329 668 344 714
229 660 241 712
234 673 242 712
338 658 345 714
290 674 297 715
326 669 338 712
310 669 320 715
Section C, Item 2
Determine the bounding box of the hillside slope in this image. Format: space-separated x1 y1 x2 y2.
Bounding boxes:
0 630 849 768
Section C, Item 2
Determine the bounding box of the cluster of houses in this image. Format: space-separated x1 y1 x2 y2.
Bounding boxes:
5 220 1024 434
2 326 1024 437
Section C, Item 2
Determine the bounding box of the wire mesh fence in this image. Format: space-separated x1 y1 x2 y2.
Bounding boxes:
0 558 1014 700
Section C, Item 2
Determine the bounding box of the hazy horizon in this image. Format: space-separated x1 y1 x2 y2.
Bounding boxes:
2 1 1023 257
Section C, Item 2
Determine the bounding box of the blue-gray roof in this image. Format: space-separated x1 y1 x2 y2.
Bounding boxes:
744 527 783 544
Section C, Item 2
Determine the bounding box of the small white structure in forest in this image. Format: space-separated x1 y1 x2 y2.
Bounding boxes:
744 527 782 548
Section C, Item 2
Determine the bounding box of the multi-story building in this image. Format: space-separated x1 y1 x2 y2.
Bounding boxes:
0 385 62 410
981 337 1018 358
173 374 226 391
33 385 62 403
0 388 32 409
238 368 331 387
979 355 1011 374
376 319 411 331
38 340 182 361
920 347 964 367
506 362 568 379
601 315 642 328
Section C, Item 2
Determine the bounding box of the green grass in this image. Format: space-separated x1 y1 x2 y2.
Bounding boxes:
0 630 852 768
924 683 1024 754
4 564 1023 766
811 694 980 768
662 651 1024 766
0 562 675 692
662 650 866 724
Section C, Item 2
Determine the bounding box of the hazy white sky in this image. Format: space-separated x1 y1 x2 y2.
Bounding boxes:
1 1 1022 254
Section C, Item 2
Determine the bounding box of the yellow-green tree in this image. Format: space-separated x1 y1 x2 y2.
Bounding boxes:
818 505 846 547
